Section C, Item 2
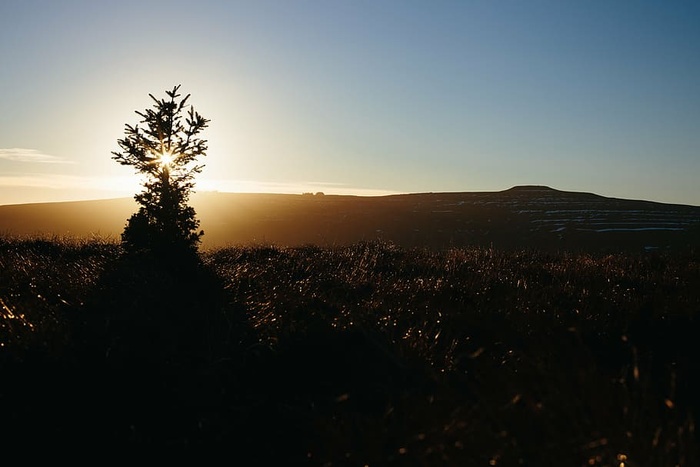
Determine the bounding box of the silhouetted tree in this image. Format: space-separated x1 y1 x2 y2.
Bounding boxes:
112 85 210 256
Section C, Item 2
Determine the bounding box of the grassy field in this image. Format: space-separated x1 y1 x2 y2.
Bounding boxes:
1 235 698 464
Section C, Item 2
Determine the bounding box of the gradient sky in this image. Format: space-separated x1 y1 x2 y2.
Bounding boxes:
1 0 699 206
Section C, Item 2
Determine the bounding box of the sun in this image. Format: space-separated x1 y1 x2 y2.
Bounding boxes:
156 150 175 168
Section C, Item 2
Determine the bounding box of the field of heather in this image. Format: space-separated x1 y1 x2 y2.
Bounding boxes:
1 236 698 464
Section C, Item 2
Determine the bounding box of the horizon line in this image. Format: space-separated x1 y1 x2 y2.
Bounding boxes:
2 186 700 209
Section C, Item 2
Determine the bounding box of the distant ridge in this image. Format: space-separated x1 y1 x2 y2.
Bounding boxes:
1 189 698 252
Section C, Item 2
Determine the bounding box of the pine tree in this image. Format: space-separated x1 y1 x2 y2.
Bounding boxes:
112 85 210 257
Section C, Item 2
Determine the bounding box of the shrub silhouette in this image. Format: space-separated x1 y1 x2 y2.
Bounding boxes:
112 84 209 257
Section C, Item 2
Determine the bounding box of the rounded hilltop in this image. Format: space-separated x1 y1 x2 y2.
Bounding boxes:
503 185 558 192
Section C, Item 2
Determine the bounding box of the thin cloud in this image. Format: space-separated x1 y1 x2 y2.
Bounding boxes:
195 178 398 196
0 173 398 206
0 173 139 192
0 148 74 164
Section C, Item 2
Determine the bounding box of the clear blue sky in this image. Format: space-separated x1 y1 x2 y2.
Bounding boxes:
1 0 699 206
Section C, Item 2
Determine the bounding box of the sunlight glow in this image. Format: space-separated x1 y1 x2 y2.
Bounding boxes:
156 150 175 168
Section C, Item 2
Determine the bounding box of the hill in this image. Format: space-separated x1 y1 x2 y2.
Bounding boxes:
1 186 698 252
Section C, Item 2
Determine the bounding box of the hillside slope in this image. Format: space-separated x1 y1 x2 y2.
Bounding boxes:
1 186 698 252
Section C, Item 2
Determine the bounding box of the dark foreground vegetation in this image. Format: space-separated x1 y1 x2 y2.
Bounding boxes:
1 236 698 465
